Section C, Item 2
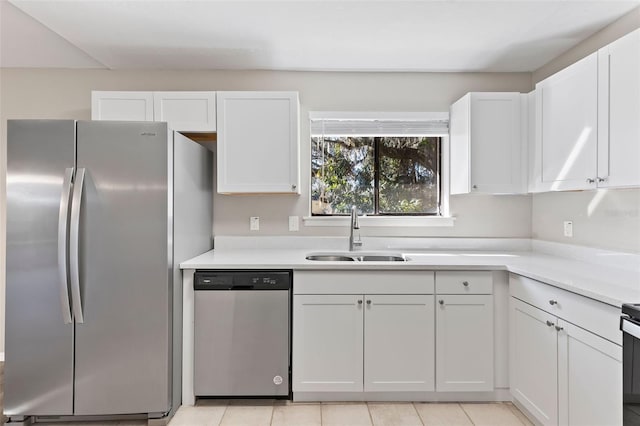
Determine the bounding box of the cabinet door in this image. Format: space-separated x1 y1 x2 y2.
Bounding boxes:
469 93 525 194
597 29 640 188
364 294 434 392
153 92 216 132
510 298 558 426
292 294 363 392
449 93 471 195
557 319 622 426
436 295 493 392
536 53 598 191
91 91 153 121
216 91 300 194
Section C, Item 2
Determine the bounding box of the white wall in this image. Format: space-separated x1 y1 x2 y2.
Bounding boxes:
531 7 640 253
0 69 533 354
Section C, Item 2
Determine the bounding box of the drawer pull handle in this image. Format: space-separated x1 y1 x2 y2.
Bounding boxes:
586 178 595 184
546 320 555 327
549 300 558 306
555 325 564 332
366 300 371 305
439 300 444 305
357 300 363 305
462 281 469 287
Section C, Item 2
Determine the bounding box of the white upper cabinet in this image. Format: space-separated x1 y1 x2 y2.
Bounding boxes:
91 91 154 122
536 52 599 192
450 92 526 194
597 28 640 188
533 29 640 192
92 91 216 132
153 92 216 132
216 91 300 194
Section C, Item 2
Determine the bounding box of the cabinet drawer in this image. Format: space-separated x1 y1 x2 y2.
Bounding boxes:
436 271 493 294
509 274 621 345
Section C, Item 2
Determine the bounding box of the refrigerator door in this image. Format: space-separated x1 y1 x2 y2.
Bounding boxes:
73 121 171 415
5 120 75 416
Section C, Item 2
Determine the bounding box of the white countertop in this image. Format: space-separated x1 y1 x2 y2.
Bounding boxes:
180 243 640 307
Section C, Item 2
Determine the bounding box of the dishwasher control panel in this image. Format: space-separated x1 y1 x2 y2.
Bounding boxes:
194 270 292 290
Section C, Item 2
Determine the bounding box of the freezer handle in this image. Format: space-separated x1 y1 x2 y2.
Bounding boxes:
57 167 74 324
70 167 85 324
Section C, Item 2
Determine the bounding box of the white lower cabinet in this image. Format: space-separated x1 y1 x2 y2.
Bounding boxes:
436 294 494 392
292 294 363 392
557 319 622 426
511 298 559 425
292 293 434 394
364 295 434 392
510 296 622 426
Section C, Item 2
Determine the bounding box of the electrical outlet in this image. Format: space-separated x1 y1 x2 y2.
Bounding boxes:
288 216 299 232
250 217 260 231
563 221 573 237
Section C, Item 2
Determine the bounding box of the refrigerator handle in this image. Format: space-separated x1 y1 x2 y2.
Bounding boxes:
70 167 85 324
57 167 74 324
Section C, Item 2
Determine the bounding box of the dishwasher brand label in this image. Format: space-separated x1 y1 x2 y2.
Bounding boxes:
273 375 283 385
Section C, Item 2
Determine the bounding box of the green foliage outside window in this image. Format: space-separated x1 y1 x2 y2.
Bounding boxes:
311 136 440 215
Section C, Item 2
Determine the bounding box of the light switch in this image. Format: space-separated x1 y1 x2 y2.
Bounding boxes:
250 217 260 231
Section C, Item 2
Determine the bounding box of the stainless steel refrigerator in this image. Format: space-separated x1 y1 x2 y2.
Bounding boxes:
5 120 213 423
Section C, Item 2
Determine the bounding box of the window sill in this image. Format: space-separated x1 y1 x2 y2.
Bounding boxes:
302 215 455 227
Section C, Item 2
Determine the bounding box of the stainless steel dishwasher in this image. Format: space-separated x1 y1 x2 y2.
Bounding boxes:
193 270 291 397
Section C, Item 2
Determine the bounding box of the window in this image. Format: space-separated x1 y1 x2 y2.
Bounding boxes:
310 113 448 217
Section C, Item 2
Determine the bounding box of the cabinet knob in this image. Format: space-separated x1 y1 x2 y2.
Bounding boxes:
546 320 555 327
291 184 297 191
439 300 444 305
366 300 371 305
549 300 558 306
597 177 606 183
586 178 595 184
472 185 478 189
357 299 363 305
462 281 469 287
555 325 564 332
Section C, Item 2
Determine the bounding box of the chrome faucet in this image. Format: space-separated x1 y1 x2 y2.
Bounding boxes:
349 206 362 251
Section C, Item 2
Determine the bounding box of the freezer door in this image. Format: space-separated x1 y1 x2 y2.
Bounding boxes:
73 121 171 415
5 120 75 416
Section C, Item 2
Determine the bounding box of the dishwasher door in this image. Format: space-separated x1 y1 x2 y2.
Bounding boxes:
194 272 290 397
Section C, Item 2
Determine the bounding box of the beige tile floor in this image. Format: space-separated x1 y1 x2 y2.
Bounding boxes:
166 400 534 426
0 362 532 426
1 398 534 426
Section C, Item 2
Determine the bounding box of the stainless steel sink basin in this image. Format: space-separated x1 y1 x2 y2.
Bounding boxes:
359 255 406 262
305 255 355 262
305 252 408 262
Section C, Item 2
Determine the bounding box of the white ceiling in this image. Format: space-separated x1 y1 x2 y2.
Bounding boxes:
1 0 639 72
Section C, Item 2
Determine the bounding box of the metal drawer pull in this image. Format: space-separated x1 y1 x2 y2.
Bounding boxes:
555 325 564 332
462 281 469 287
357 300 363 305
546 320 555 327
366 300 371 305
586 178 595 184
439 300 444 305
549 300 558 306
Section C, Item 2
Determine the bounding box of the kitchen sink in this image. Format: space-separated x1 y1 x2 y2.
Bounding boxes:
305 252 408 262
305 254 356 262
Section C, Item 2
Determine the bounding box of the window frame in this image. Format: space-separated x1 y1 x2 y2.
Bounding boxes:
305 112 453 228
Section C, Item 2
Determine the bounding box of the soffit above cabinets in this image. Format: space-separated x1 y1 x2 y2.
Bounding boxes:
2 0 639 72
